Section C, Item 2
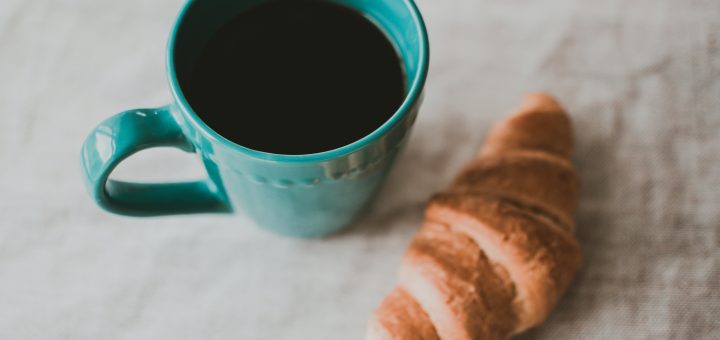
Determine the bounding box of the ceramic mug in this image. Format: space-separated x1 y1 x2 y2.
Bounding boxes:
80 0 429 238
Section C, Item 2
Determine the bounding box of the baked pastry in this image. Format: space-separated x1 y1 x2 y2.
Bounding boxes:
367 93 582 340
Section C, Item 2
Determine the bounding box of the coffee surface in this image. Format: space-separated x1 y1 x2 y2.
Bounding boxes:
183 0 406 154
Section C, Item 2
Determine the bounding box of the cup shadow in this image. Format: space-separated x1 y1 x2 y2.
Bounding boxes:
327 113 480 240
326 141 441 240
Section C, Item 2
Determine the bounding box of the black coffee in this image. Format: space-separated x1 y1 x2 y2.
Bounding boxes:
183 0 406 155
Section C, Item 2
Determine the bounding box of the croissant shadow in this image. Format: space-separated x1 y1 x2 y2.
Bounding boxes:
515 133 615 339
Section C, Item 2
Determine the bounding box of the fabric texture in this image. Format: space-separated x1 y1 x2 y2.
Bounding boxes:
0 0 718 339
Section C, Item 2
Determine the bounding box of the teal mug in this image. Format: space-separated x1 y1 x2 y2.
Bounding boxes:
80 0 429 238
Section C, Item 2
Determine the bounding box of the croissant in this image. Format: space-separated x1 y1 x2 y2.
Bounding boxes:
367 93 582 340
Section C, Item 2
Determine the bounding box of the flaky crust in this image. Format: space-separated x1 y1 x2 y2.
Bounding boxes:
400 222 517 339
367 287 439 340
481 93 573 159
426 194 581 332
368 93 582 340
450 149 579 232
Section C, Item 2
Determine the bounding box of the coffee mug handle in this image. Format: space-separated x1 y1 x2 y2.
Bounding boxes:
80 106 231 216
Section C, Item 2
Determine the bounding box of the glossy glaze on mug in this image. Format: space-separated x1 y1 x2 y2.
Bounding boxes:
80 0 429 238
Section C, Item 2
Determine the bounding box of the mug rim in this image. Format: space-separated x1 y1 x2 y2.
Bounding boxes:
166 0 429 163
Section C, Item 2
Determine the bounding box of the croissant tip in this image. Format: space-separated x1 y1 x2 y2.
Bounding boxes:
515 93 565 116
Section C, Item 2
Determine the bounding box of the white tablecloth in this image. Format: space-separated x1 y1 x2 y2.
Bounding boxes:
1 0 718 339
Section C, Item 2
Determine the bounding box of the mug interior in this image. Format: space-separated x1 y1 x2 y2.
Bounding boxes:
169 0 428 158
